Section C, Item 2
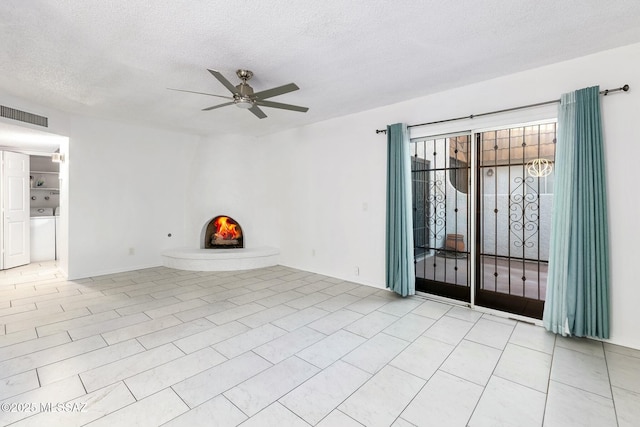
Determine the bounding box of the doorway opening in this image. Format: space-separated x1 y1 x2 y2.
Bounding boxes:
0 121 69 277
411 122 556 319
476 123 556 318
411 134 471 302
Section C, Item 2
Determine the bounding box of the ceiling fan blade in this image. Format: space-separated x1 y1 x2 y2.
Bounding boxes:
202 102 235 111
168 88 233 100
255 100 309 113
208 69 239 94
253 83 299 100
249 105 267 119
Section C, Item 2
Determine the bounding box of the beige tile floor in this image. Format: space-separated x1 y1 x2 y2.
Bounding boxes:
0 261 638 426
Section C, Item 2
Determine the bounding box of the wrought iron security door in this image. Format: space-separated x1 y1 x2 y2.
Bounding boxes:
411 134 471 302
476 123 556 318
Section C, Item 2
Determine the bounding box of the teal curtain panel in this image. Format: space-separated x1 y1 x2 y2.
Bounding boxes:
543 86 610 339
386 123 415 296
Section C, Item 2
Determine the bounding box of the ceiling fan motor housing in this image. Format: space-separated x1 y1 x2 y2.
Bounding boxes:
233 81 255 108
235 83 254 97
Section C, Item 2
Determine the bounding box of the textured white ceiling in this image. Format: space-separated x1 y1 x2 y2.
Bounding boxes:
1 1 640 138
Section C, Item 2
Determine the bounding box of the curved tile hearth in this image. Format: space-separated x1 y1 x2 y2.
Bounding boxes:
161 247 279 271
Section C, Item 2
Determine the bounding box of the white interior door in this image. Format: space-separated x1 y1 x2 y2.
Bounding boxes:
2 151 30 269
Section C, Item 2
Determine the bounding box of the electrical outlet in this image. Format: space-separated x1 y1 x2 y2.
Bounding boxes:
312 249 316 256
128 247 135 255
354 266 360 276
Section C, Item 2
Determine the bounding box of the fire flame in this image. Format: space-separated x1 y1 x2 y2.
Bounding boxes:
213 216 241 240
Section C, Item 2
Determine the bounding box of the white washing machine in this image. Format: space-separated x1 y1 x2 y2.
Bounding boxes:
30 208 56 262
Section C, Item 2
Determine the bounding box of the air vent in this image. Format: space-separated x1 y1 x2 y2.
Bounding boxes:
0 105 48 127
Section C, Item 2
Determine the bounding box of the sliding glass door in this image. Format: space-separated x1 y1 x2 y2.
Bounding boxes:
476 123 556 318
411 123 555 319
411 134 471 302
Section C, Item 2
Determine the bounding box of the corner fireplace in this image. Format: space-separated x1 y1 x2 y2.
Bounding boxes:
204 215 244 249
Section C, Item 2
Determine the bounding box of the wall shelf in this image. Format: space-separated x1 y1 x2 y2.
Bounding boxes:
30 187 59 191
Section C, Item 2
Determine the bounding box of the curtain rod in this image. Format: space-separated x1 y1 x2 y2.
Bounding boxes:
375 84 630 134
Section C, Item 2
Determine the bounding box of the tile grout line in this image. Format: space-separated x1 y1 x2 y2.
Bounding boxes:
457 311 516 426
279 357 369 425
602 348 621 427
354 306 474 426
541 332 556 426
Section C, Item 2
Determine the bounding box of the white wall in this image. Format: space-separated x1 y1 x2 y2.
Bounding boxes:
258 119 388 287
252 42 640 349
185 134 279 250
57 137 70 276
0 96 200 279
0 94 71 137
67 116 199 278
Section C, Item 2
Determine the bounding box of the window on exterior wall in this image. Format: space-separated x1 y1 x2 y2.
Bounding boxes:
449 157 468 194
448 135 470 194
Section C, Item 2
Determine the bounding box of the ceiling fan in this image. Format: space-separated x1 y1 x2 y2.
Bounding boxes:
169 69 309 119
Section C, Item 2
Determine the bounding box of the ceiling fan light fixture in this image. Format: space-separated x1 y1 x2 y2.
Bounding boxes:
235 97 254 109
